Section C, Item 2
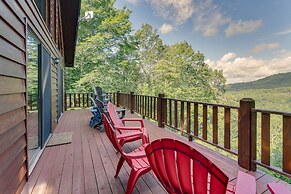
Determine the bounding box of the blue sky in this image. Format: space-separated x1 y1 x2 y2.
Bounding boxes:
114 0 291 83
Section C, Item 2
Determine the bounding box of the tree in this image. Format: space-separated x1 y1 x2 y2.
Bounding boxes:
133 24 165 94
152 42 225 101
66 0 140 93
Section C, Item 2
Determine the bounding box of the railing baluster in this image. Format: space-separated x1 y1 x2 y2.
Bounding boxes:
194 103 198 136
78 93 80 107
203 105 207 140
82 94 85 107
65 93 67 110
147 96 150 118
224 107 231 149
251 110 257 171
144 96 148 116
180 101 184 131
283 115 291 174
150 97 153 119
169 99 172 126
261 113 270 165
154 97 156 120
139 95 142 114
213 106 218 144
174 100 178 129
143 95 145 117
86 93 89 107
69 93 72 108
187 102 192 141
74 93 76 108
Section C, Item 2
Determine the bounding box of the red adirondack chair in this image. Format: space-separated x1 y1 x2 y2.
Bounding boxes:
102 114 151 194
268 182 291 194
145 138 256 194
107 102 149 146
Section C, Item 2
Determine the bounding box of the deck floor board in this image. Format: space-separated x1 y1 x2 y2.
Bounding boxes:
21 109 290 194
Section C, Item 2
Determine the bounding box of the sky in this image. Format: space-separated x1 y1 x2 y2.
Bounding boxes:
114 0 291 84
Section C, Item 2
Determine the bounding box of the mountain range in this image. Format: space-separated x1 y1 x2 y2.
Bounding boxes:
227 72 291 91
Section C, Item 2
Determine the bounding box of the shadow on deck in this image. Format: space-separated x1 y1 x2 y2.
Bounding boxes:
21 109 289 194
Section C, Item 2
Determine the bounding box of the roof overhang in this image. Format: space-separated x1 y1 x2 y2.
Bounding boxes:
60 0 81 67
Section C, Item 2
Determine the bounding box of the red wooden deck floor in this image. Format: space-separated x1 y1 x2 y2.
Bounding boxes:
21 109 290 194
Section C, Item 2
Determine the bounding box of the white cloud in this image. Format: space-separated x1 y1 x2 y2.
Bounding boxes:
193 0 231 36
279 49 291 58
275 28 291 36
149 0 263 37
206 52 291 83
159 23 174 34
150 0 194 25
250 42 280 54
225 19 262 37
126 0 139 4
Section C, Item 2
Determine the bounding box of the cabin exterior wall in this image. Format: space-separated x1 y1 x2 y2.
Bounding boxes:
0 0 66 193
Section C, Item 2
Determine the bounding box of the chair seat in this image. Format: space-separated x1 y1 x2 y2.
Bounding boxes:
127 144 150 171
268 182 291 194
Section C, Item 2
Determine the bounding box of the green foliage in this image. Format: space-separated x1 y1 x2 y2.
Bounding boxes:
66 0 225 102
149 42 225 101
227 72 291 91
66 0 140 93
27 33 39 109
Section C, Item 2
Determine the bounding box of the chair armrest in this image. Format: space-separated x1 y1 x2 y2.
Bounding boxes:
125 148 149 159
235 171 256 194
115 126 143 131
267 182 291 194
121 118 145 127
117 131 143 140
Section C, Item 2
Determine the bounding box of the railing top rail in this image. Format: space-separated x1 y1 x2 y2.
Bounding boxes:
66 92 92 94
163 97 240 109
252 108 291 116
135 94 157 98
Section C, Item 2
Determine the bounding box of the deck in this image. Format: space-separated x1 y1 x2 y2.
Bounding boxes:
21 109 290 194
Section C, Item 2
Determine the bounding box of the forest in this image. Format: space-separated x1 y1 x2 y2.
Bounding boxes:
66 0 225 102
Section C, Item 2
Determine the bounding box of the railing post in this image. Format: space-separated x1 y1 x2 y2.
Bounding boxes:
130 92 135 114
238 98 255 170
158 93 165 128
64 93 67 111
116 91 120 107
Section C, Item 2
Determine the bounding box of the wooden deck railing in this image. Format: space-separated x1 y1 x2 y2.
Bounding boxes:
64 92 116 110
64 92 93 110
251 108 291 178
115 92 291 179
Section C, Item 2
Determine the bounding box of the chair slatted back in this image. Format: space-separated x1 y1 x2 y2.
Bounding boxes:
107 102 124 130
94 86 103 101
145 139 229 194
102 114 123 154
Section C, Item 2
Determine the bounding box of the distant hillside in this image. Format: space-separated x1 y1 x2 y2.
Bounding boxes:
227 72 291 91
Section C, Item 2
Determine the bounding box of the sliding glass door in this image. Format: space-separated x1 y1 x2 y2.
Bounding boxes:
39 45 52 147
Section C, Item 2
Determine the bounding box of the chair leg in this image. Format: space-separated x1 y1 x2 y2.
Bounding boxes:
126 169 142 194
115 156 125 178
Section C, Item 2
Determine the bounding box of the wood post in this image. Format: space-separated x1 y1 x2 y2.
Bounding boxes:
158 93 165 128
238 98 255 170
283 115 291 174
64 93 67 111
116 91 120 107
130 91 135 114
